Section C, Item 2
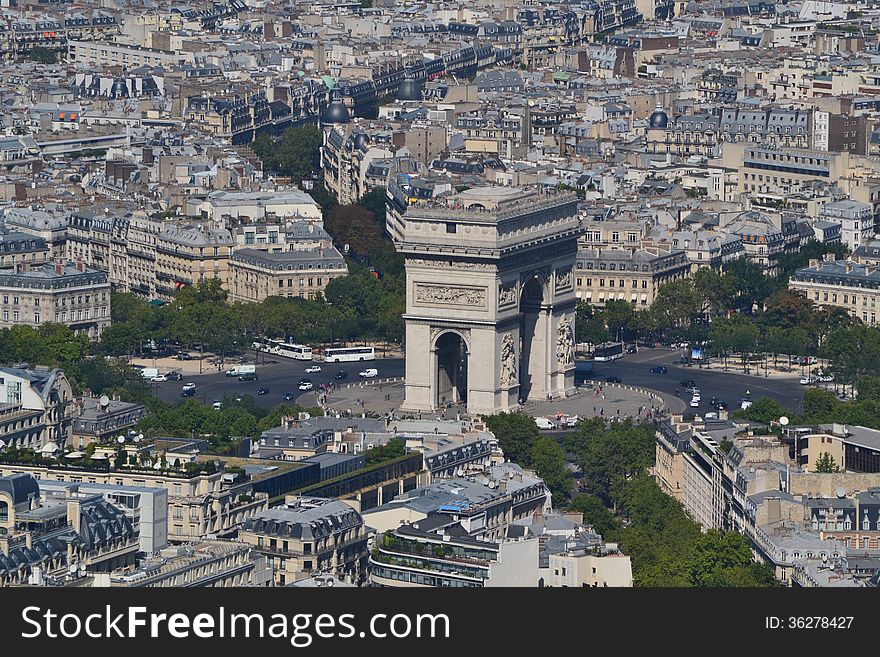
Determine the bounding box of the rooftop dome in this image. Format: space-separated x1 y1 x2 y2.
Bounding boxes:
352 132 369 150
110 77 129 98
396 77 423 101
322 99 350 124
648 103 668 129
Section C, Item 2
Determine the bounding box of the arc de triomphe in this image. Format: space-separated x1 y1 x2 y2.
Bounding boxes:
394 187 584 416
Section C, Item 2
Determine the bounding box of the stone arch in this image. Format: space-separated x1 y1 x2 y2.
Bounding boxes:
434 330 470 408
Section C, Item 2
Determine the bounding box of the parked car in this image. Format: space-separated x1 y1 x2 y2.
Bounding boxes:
151 374 167 382
817 372 834 382
714 400 728 411
604 376 622 383
800 375 818 385
563 415 581 428
800 356 818 365
176 352 193 361
534 417 557 430
298 381 314 391
359 368 378 378
182 383 196 392
284 392 295 401
740 399 753 410
334 370 348 380
305 365 322 374
257 387 269 395
649 366 668 374
704 412 719 420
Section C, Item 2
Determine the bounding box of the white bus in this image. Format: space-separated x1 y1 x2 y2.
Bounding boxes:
323 346 376 363
267 339 313 361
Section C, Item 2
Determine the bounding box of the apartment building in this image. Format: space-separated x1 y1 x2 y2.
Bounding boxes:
239 497 368 586
106 541 272 587
37 479 167 554
228 247 347 303
0 473 139 586
788 258 880 326
574 246 690 307
0 461 268 543
0 367 74 451
196 190 323 224
1 208 68 260
0 260 111 339
70 395 147 449
321 124 394 205
369 522 540 588
67 40 189 68
819 200 874 251
154 225 233 300
548 543 633 587
0 227 49 269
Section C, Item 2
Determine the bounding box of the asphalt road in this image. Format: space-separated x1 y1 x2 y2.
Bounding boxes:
584 350 806 416
152 356 406 408
150 348 806 416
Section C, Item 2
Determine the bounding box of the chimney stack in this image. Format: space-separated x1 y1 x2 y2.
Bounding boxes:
76 257 84 272
55 261 63 275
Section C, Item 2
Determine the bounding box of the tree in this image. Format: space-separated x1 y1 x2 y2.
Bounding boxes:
814 452 840 473
575 301 609 344
570 494 620 537
483 412 539 466
739 397 791 424
530 437 573 503
802 388 839 422
602 299 635 342
29 47 57 64
723 258 773 311
251 125 323 182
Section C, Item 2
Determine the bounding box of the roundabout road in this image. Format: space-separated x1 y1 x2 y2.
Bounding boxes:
152 356 405 408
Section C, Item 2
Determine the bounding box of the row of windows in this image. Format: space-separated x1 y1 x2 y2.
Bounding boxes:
577 277 649 289
1 293 105 306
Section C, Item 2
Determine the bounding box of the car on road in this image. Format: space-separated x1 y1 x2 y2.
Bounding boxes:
334 370 348 380
212 401 223 410
180 388 195 397
740 399 753 410
182 383 196 392
680 380 697 390
298 381 314 391
167 371 183 381
257 387 269 395
604 376 622 383
649 366 668 374
714 400 728 410
284 392 295 401
359 368 378 378
625 345 637 354
534 417 557 430
305 365 322 374
704 412 719 420
151 374 168 382
690 398 700 407
800 375 818 385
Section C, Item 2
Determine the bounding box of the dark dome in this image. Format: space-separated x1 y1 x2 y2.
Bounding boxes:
649 105 668 129
322 99 350 124
110 77 129 98
353 132 369 150
0 473 40 506
396 78 423 101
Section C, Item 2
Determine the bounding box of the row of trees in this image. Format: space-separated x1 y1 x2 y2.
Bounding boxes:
101 271 404 359
484 412 775 586
482 413 573 503
576 241 849 348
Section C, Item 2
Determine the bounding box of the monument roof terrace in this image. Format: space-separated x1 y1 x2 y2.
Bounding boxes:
397 188 583 258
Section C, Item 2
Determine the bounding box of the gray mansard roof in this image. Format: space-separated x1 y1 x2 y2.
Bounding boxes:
241 498 363 540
